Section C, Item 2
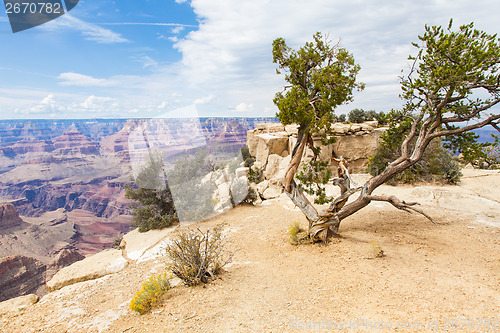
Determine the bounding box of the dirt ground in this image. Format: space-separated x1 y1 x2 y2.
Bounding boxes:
0 171 499 332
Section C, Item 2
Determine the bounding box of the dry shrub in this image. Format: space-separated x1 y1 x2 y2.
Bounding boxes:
369 241 385 258
287 222 310 245
165 224 234 286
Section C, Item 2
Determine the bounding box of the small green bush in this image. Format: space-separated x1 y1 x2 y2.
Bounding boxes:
130 273 171 314
165 224 234 286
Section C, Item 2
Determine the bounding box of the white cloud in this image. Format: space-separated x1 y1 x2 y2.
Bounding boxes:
232 102 254 113
175 0 188 3
139 56 158 69
81 95 115 109
168 0 500 116
58 73 115 87
41 14 128 44
171 26 185 34
194 94 214 104
7 0 500 119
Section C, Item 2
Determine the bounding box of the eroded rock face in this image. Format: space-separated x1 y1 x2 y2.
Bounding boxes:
0 255 46 302
333 128 385 173
0 203 22 229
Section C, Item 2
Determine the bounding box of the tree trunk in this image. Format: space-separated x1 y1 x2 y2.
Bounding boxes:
283 132 340 242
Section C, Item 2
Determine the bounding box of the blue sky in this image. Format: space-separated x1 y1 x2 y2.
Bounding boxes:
1 0 500 119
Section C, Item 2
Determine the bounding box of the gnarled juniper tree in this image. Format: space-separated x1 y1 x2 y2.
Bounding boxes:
274 22 500 242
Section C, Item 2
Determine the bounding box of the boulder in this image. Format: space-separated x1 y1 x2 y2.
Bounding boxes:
235 167 249 178
215 171 231 186
46 249 128 291
122 227 176 261
270 155 291 186
349 123 362 133
256 180 270 195
360 123 374 132
246 130 260 157
264 154 284 180
217 182 233 210
255 133 289 166
284 124 299 135
262 185 283 200
0 294 38 314
0 203 23 229
331 123 350 135
364 120 379 128
256 123 285 132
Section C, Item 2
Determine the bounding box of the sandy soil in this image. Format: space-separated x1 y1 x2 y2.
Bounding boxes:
0 170 499 332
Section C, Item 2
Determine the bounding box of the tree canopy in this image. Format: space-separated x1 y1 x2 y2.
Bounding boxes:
273 32 364 137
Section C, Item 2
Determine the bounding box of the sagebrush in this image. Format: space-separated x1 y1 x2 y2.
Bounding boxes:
165 224 234 286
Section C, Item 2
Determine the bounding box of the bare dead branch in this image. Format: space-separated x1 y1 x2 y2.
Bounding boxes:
365 195 437 224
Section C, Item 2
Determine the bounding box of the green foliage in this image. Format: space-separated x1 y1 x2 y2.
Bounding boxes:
347 109 387 125
287 222 310 245
273 32 364 139
272 32 363 207
443 131 500 169
368 114 462 184
165 224 234 286
243 184 260 204
247 166 263 184
241 145 256 168
130 273 171 314
112 235 123 250
296 160 332 204
402 20 500 112
125 151 178 232
482 135 500 169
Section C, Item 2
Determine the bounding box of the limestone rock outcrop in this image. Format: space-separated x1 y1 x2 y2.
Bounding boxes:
0 294 39 314
247 121 387 199
46 249 128 292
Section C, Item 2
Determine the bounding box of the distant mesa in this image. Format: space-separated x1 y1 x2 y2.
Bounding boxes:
52 128 99 155
0 203 23 229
